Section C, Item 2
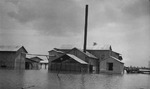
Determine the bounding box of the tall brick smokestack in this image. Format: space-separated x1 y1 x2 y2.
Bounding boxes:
83 5 88 53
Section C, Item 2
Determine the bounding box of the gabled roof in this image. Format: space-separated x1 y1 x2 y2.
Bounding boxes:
52 48 70 53
0 45 27 53
66 54 88 64
26 58 38 63
26 56 43 61
85 51 98 59
69 47 98 59
112 51 121 55
52 48 64 54
88 44 112 50
53 47 98 59
110 56 124 64
52 53 88 64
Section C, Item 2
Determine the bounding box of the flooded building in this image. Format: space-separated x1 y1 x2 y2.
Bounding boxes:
99 56 124 74
49 47 98 73
50 53 88 72
0 46 27 69
25 56 43 69
48 45 124 74
40 60 49 69
87 45 124 74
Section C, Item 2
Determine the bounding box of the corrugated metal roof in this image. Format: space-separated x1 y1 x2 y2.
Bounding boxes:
0 45 22 51
67 54 88 64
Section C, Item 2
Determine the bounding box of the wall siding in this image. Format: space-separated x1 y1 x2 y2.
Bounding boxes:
0 47 27 69
0 52 16 69
88 50 110 61
100 57 124 74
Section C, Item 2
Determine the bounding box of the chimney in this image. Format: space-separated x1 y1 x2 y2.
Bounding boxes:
83 5 88 53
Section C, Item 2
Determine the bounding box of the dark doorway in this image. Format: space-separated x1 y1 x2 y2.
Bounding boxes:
89 65 93 73
107 63 113 71
25 62 33 69
25 62 30 69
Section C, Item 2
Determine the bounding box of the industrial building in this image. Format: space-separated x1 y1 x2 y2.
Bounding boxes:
49 47 98 73
48 5 124 74
48 45 124 74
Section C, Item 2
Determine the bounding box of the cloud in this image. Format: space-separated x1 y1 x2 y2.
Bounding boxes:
0 0 150 66
1 0 149 37
0 0 18 30
3 0 85 36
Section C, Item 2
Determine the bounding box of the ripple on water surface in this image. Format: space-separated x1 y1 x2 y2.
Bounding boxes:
0 70 150 89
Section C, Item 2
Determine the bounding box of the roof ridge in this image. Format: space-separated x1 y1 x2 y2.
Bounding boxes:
71 47 98 59
0 45 23 51
110 56 124 64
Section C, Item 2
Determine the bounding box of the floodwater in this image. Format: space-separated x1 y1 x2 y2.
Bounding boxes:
0 69 150 89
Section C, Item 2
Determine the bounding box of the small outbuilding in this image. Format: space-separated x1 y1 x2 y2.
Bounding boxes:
50 53 88 72
25 56 43 69
100 56 124 74
0 45 27 69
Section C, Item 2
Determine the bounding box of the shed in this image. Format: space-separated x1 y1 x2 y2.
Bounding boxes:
50 53 88 73
0 46 27 69
25 56 43 69
100 56 124 74
67 47 98 73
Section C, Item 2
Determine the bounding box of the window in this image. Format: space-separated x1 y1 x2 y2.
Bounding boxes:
107 63 113 71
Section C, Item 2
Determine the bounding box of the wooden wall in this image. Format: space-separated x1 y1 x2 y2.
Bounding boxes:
50 62 88 73
48 50 64 70
15 47 26 69
100 57 124 74
88 50 110 61
0 52 16 69
0 47 27 69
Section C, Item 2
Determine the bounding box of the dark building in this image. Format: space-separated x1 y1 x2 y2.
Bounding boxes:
48 45 124 74
49 47 98 73
0 46 27 69
50 53 88 72
25 56 43 69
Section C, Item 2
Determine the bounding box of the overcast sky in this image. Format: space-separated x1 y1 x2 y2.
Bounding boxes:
0 0 150 67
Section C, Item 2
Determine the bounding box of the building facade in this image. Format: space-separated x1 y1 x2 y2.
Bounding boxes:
48 45 124 74
49 48 98 72
50 54 88 72
25 57 43 69
0 46 27 69
87 46 124 74
99 56 124 74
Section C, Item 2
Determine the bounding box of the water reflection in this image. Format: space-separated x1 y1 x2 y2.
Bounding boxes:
0 70 150 89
